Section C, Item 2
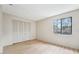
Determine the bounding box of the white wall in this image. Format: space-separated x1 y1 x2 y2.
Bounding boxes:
2 13 36 46
0 9 36 53
36 9 79 49
0 6 2 41
0 5 3 53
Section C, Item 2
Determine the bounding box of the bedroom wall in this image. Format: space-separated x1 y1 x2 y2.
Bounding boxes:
2 13 36 46
0 6 2 41
36 9 79 49
0 5 3 53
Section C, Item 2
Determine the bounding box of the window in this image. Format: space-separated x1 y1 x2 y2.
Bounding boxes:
53 19 61 33
53 17 72 35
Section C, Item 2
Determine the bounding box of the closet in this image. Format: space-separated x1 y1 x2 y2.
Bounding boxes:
13 20 31 43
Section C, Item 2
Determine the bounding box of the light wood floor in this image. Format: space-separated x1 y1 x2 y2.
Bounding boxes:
3 40 78 54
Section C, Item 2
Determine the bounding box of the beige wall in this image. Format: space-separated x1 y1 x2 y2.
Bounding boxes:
36 9 79 49
0 8 36 53
2 13 36 46
0 6 3 53
0 6 2 41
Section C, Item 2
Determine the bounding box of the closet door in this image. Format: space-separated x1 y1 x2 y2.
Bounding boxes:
18 21 23 42
13 20 30 43
23 22 30 41
13 20 19 43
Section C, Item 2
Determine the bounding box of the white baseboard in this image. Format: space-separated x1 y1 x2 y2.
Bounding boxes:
0 47 3 54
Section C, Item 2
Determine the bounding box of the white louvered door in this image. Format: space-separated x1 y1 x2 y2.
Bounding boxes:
13 20 30 43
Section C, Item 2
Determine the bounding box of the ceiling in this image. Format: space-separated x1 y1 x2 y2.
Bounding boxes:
1 4 79 21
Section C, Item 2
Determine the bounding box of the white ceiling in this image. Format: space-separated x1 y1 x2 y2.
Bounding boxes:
1 4 79 21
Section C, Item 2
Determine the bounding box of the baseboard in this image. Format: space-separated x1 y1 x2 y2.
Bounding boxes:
12 39 37 45
0 47 3 54
38 39 79 52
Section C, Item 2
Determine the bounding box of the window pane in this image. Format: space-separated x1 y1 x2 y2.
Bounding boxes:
62 17 72 34
53 19 61 33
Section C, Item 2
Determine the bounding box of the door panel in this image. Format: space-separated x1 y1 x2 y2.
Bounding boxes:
12 20 30 43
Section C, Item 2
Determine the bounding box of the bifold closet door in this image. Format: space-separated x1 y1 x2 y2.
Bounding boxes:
13 20 30 43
